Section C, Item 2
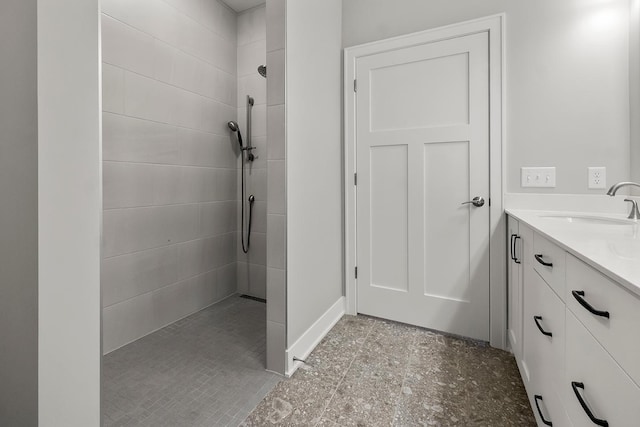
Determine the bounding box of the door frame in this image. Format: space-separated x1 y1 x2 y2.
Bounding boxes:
343 14 507 349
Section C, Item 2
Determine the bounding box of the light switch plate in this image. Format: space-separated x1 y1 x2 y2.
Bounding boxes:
521 167 556 188
588 167 606 189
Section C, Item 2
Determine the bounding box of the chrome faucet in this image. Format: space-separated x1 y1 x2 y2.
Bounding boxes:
606 181 640 196
624 199 640 220
606 182 640 220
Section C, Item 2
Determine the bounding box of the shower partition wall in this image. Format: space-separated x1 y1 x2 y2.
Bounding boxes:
100 0 239 353
237 5 268 299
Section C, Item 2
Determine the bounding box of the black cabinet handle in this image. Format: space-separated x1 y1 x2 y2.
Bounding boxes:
514 236 521 264
535 254 553 267
510 234 516 261
534 395 553 426
533 316 553 337
571 291 610 319
571 382 609 426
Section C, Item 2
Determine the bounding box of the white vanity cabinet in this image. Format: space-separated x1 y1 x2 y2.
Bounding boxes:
507 214 640 427
523 269 569 427
508 216 526 361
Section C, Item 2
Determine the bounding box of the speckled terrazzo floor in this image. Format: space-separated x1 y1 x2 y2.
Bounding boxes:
243 315 535 426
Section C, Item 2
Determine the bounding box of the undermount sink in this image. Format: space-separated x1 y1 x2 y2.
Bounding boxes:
538 214 637 226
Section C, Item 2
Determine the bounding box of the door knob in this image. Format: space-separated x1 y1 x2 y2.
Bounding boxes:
461 196 485 207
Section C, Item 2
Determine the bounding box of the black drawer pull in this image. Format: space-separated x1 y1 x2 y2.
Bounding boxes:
510 234 516 261
571 382 609 426
512 235 521 264
535 254 553 267
571 291 610 319
533 316 553 337
534 395 553 426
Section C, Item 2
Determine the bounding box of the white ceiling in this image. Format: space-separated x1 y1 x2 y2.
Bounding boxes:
221 0 265 13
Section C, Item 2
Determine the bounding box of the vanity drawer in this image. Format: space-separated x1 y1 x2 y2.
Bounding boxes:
529 387 572 427
566 254 640 385
564 311 640 427
523 269 565 389
532 233 566 300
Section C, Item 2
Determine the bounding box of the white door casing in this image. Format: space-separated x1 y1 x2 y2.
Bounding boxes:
344 15 506 348
356 32 490 340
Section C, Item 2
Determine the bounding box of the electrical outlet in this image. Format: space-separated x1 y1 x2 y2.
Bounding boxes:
588 167 606 189
521 167 556 188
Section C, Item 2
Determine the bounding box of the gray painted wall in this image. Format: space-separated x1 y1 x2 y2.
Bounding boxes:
0 0 39 425
286 0 343 345
343 0 631 195
631 0 640 192
37 0 102 423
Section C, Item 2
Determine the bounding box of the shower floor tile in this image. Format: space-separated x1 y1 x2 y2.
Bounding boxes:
243 316 535 427
102 295 280 427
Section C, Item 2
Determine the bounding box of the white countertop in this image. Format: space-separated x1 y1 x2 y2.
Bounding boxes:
506 209 640 297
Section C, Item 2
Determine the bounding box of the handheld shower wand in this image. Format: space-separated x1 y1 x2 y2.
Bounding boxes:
227 121 243 148
228 120 254 253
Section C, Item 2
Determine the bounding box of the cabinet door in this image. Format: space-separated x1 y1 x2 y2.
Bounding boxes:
564 311 640 427
566 254 640 385
523 270 569 427
507 216 523 359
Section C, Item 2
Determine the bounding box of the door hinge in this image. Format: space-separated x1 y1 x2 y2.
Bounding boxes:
353 79 357 92
355 266 358 278
354 173 357 186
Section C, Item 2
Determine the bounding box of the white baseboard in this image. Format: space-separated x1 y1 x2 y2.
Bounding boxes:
285 297 345 377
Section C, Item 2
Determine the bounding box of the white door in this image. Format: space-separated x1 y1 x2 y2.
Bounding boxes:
356 32 490 341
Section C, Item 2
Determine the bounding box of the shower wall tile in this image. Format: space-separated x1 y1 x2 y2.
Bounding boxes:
248 167 268 202
103 113 180 164
250 201 267 233
103 204 200 258
199 201 237 237
163 0 237 42
238 5 266 46
267 160 286 214
177 235 234 280
101 14 156 77
102 64 125 114
237 262 267 300
103 162 155 209
266 49 285 106
238 40 267 77
101 245 180 308
237 231 267 267
266 320 286 374
267 104 285 160
102 0 180 46
238 74 267 107
102 0 239 353
176 128 217 167
266 214 286 270
266 267 286 324
251 104 267 137
151 39 177 83
249 136 268 169
217 261 238 298
237 5 267 299
265 0 287 373
266 0 285 53
102 266 236 353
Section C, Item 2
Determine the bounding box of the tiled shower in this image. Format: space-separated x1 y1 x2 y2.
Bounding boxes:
236 6 268 300
101 0 268 354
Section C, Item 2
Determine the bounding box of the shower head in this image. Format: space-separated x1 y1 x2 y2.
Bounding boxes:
227 120 243 148
227 120 239 132
257 65 267 78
